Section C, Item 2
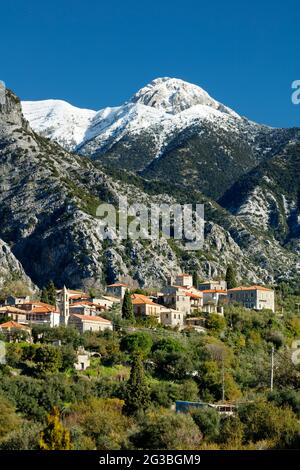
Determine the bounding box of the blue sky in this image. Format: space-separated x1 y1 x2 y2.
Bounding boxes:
1 0 300 127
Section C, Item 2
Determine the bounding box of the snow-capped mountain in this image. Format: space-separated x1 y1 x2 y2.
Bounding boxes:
22 77 300 200
22 99 96 151
22 77 243 156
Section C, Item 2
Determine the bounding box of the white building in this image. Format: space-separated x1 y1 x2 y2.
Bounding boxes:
68 314 113 333
106 283 128 299
228 285 275 312
175 274 193 288
198 280 227 291
160 308 184 328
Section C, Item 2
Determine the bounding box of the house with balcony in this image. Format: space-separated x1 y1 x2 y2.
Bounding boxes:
18 301 60 327
227 285 275 312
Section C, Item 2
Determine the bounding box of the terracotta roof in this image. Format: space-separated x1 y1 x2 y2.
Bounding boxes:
176 273 191 277
131 294 161 307
185 292 203 299
0 306 27 313
228 285 273 292
30 308 59 314
202 289 227 294
0 321 30 330
107 283 128 288
20 302 58 313
69 293 89 300
70 301 106 309
71 314 111 323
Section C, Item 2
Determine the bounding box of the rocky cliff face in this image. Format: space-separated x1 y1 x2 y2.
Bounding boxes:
2 86 300 289
0 238 33 289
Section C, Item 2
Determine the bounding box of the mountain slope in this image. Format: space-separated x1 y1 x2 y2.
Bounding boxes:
219 141 300 252
22 77 300 201
4 86 300 287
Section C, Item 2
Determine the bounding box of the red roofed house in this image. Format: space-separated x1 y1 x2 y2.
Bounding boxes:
68 314 113 333
0 306 27 324
131 294 162 321
106 283 129 299
0 321 32 342
228 285 275 312
18 301 60 327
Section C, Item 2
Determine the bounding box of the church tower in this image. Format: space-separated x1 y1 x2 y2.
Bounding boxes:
59 286 70 326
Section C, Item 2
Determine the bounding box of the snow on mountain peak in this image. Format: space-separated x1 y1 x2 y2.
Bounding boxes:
22 99 96 150
129 77 240 117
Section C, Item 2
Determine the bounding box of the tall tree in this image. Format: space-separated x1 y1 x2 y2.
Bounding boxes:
41 281 56 306
124 355 150 416
47 281 57 306
122 289 135 322
192 271 199 288
40 287 49 304
39 407 71 450
225 265 237 289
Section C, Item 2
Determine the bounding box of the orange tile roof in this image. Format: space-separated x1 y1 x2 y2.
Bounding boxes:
202 289 227 294
185 292 203 299
228 285 273 292
131 294 161 307
72 314 111 323
0 321 30 330
20 302 58 313
69 293 89 300
0 306 27 314
176 273 191 277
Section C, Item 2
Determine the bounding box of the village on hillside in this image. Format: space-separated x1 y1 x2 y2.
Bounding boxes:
0 273 275 343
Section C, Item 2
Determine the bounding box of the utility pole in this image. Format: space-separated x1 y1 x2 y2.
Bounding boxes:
270 346 274 392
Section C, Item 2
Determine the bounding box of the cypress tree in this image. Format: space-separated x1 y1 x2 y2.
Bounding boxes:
124 355 150 416
40 287 49 304
122 289 135 322
39 407 71 450
225 265 237 289
192 271 199 288
47 281 57 306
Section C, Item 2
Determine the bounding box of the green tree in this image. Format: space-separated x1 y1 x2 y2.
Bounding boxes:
40 287 49 304
122 290 135 322
120 332 153 358
0 396 21 441
191 406 220 442
32 344 62 376
225 265 237 289
192 271 199 288
131 409 202 449
40 281 56 306
47 281 57 306
39 407 71 450
124 355 150 416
